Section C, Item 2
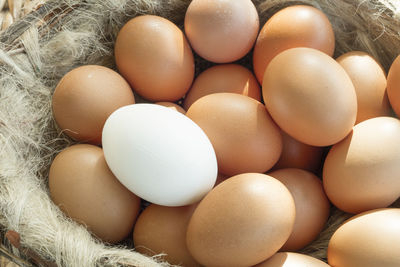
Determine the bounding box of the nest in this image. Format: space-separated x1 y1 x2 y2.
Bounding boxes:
0 0 399 266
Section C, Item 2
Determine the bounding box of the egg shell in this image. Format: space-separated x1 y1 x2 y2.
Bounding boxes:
183 64 261 110
253 5 335 83
102 104 217 206
186 173 296 267
263 47 357 147
387 55 400 117
268 168 330 251
272 131 323 173
133 204 200 267
155 102 186 114
184 0 259 63
337 51 391 124
48 144 141 243
186 93 282 176
328 208 400 267
115 15 194 101
52 65 135 144
323 117 400 214
255 252 330 267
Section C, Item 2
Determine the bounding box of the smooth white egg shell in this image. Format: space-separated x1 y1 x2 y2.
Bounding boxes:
102 104 218 206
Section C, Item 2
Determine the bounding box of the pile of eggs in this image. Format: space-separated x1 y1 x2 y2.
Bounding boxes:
49 0 400 266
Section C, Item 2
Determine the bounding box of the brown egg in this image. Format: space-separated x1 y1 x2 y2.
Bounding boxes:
387 55 400 117
323 117 400 214
183 64 261 110
263 47 357 147
273 131 323 173
155 102 186 114
337 51 391 124
255 252 330 267
186 173 295 267
184 0 259 63
115 15 194 101
253 5 335 83
52 65 135 144
133 204 200 267
268 168 330 251
186 93 282 176
328 208 400 267
49 144 141 243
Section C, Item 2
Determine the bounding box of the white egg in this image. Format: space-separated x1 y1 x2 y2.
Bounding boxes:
102 104 218 206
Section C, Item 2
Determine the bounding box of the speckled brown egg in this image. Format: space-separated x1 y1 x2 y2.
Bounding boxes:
387 55 400 117
255 252 330 267
323 117 400 214
52 65 135 144
49 144 141 243
184 0 259 63
186 173 295 267
115 15 194 101
273 131 324 173
186 93 282 176
183 64 261 110
253 5 335 83
133 204 200 267
328 208 400 267
155 102 186 114
337 51 391 124
263 47 357 147
268 168 330 251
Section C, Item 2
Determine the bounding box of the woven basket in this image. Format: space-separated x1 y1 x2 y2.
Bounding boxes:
1 0 400 266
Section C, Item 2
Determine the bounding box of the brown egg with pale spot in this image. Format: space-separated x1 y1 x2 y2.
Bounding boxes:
337 51 391 124
268 168 330 251
115 15 194 101
253 5 335 83
133 204 200 267
186 93 282 176
52 65 135 145
183 64 261 110
49 144 141 243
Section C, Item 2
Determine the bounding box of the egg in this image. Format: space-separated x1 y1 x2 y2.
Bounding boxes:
253 5 335 83
184 0 259 63
268 168 330 251
115 15 194 101
255 252 330 267
133 204 200 267
263 47 357 147
52 65 135 144
186 173 295 267
387 55 400 117
102 104 217 206
272 131 323 173
48 144 141 243
186 93 282 176
155 102 186 114
183 64 261 110
323 117 400 214
337 51 391 124
328 208 400 267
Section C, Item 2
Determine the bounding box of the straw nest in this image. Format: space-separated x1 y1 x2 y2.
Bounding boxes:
0 0 399 266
